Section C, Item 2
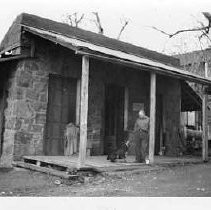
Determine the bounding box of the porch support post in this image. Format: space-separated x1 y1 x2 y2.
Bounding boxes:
202 86 209 162
78 55 89 168
124 87 129 131
149 72 156 164
76 79 81 125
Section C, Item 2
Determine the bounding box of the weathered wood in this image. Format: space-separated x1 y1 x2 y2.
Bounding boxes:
0 55 29 63
124 86 129 131
30 38 35 57
14 162 78 179
202 62 209 162
205 62 209 78
76 51 211 86
78 56 89 168
0 43 21 56
202 90 209 162
76 79 81 125
159 125 163 155
149 73 156 164
23 156 77 169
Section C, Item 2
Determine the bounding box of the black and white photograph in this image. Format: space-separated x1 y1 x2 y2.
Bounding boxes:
0 0 211 208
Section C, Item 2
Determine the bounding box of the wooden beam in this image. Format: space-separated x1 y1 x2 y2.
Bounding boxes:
0 55 29 63
0 43 22 56
202 88 209 162
149 72 156 164
205 62 209 78
78 56 89 168
76 79 81 125
14 162 79 179
76 50 211 85
124 86 129 131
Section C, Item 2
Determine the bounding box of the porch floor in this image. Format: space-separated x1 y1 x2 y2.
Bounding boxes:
20 155 204 173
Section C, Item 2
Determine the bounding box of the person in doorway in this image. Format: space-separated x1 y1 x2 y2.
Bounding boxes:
133 110 150 163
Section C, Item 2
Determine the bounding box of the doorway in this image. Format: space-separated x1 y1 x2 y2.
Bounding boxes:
104 84 125 154
44 75 77 155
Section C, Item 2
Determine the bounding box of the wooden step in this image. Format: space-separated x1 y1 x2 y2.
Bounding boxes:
22 156 102 173
22 156 78 172
13 161 79 180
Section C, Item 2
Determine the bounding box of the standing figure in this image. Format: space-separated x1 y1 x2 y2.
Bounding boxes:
133 110 150 163
64 123 79 156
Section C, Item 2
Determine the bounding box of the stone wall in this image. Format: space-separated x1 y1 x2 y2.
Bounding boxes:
1 59 49 162
10 39 82 160
175 49 211 77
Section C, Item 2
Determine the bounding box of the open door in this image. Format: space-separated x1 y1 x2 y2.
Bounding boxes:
104 84 124 154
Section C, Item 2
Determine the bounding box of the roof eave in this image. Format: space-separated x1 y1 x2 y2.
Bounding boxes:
22 25 211 86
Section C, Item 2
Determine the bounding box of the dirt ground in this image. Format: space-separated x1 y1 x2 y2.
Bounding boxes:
0 163 211 197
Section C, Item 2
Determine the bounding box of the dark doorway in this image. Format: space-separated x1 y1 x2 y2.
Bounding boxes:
104 84 125 154
44 75 77 155
155 94 163 155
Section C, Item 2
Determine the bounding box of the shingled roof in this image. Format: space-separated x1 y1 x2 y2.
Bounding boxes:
2 13 211 85
0 13 180 67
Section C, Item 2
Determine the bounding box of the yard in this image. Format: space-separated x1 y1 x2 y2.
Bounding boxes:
0 162 211 197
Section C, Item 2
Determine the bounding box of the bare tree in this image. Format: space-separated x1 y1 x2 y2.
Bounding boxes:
92 12 104 35
64 12 85 28
151 12 211 41
117 18 129 40
63 11 130 40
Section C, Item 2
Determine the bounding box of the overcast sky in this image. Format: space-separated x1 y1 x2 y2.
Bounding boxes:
1 0 211 55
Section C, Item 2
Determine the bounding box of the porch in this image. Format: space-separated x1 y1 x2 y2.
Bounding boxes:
14 155 203 175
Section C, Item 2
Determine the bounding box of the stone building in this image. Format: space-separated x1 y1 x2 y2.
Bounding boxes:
176 49 211 139
0 13 210 167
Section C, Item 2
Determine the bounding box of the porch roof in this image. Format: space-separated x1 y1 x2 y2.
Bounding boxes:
23 25 211 85
181 81 202 112
1 13 211 85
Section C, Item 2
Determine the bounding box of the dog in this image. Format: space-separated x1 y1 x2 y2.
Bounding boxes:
107 140 130 162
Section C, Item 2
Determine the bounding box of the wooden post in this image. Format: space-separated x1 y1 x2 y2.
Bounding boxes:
76 79 81 125
205 62 209 78
149 72 156 164
78 56 89 168
202 87 209 162
124 87 129 131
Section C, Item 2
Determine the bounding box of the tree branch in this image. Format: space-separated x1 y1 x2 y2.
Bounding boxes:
117 18 129 40
151 12 211 39
151 25 210 38
92 12 104 34
65 12 84 28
